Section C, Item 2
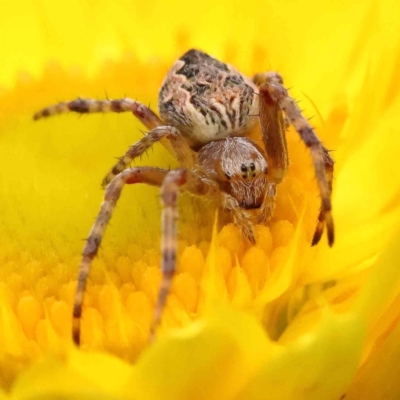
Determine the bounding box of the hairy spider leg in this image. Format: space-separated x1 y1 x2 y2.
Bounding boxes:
33 98 162 130
258 73 334 246
73 166 218 345
33 98 195 182
220 193 257 243
102 126 194 187
33 97 182 163
258 183 277 225
312 147 334 245
73 167 169 345
150 168 218 341
257 75 289 227
258 75 289 185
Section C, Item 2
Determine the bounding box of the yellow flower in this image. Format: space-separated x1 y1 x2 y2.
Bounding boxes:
1 0 400 399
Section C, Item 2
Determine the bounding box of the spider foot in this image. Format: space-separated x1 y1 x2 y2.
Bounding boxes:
312 210 334 247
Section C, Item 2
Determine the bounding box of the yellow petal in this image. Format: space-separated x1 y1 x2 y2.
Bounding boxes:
125 308 276 400
237 312 365 400
303 18 400 283
10 358 115 400
356 235 400 328
345 236 400 400
345 318 400 399
66 349 132 397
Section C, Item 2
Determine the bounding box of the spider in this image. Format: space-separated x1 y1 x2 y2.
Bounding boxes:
34 49 334 345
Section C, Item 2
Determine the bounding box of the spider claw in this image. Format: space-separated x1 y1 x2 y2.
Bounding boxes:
72 320 80 345
325 211 335 246
72 302 82 345
311 220 324 246
328 229 335 246
312 210 334 247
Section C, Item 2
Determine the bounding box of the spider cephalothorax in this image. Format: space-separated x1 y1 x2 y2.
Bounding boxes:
197 137 269 211
34 49 334 345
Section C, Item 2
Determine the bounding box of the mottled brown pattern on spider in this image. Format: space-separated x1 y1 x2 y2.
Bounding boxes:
34 49 335 347
159 49 258 149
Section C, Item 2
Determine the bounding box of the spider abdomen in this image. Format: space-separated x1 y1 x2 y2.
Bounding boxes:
159 49 259 148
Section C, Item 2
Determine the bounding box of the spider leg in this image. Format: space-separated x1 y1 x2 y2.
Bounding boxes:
102 126 195 187
255 77 286 227
259 73 334 246
72 167 169 346
253 73 288 228
312 148 334 245
221 193 256 243
258 77 289 185
256 74 289 231
34 98 162 130
258 183 277 224
150 169 218 341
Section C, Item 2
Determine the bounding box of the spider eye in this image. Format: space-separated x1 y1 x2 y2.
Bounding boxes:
240 164 247 172
249 162 255 171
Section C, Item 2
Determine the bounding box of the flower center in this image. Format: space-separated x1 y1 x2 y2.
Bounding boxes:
0 57 321 389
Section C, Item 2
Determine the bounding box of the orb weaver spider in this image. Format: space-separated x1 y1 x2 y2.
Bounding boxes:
34 49 334 345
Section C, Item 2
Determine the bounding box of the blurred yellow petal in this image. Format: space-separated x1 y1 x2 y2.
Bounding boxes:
10 351 131 399
345 235 400 399
11 358 113 400
356 236 400 329
67 349 132 396
237 312 365 400
126 308 275 400
345 315 400 400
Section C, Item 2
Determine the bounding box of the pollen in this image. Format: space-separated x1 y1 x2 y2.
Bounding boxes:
0 209 307 378
16 296 43 339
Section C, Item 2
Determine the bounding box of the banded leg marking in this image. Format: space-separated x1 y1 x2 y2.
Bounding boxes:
259 76 335 246
149 169 217 341
258 79 289 185
221 192 256 243
258 183 277 224
312 147 334 245
72 167 168 345
34 98 162 130
102 126 194 187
